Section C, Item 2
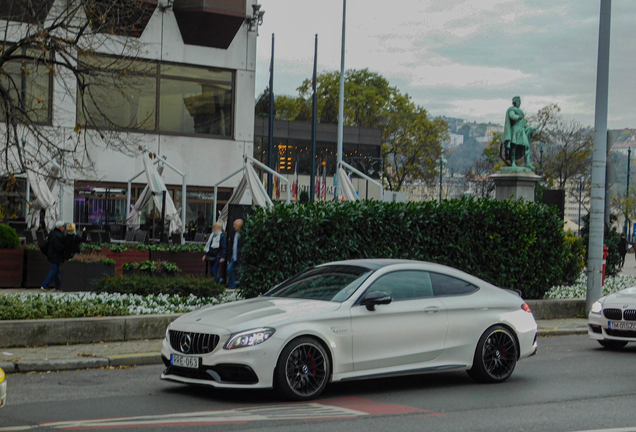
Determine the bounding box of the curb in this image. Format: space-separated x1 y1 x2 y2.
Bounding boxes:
1 353 163 374
538 328 588 337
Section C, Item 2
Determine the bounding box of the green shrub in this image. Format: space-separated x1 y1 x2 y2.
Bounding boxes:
93 275 225 297
122 260 181 273
562 232 586 286
0 224 19 249
240 199 579 299
580 213 621 277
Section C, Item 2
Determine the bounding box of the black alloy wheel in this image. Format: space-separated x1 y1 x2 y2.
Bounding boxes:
275 337 330 401
468 325 518 383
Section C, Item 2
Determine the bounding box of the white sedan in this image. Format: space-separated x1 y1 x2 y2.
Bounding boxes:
589 287 636 349
161 259 538 400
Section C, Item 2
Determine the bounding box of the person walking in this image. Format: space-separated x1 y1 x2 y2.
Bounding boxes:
64 223 86 261
202 222 226 283
227 219 244 289
41 221 66 291
618 233 628 268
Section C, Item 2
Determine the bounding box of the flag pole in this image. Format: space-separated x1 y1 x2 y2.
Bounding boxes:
335 0 346 199
310 34 318 201
267 34 275 198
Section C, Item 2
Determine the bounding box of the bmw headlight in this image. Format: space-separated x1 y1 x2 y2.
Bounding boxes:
591 301 603 314
224 328 275 350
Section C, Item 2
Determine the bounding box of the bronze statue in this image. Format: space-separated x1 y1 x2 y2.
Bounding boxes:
502 96 538 171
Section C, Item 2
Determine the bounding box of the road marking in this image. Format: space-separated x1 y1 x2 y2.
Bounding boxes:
568 429 636 432
0 397 440 431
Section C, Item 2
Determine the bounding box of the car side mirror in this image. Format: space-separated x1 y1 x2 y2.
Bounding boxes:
364 291 392 311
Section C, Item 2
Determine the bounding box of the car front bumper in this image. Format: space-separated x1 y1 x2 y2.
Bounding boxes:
160 337 278 389
588 311 636 342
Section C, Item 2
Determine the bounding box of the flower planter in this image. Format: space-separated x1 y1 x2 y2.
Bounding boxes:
102 249 151 276
62 262 115 292
151 251 205 276
23 249 52 288
0 249 24 288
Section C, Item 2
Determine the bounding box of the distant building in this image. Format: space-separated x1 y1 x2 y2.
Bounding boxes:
443 133 464 148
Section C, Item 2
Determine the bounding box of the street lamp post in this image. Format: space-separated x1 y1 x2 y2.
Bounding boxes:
626 146 632 240
578 177 584 233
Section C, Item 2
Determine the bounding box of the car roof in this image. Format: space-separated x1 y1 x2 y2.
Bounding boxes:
319 258 436 271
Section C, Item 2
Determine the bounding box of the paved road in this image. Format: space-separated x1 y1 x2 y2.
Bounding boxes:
1 335 635 432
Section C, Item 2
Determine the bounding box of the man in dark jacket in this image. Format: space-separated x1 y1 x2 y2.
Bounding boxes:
227 219 244 289
41 221 66 291
618 233 628 268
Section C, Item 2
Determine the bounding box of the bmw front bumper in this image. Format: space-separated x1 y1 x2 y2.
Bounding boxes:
588 310 636 342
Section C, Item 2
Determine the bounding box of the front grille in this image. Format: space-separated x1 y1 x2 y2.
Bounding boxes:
606 329 636 338
164 364 259 385
624 310 636 321
169 330 220 355
603 308 623 320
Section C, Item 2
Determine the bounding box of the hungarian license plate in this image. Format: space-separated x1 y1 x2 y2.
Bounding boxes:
171 354 200 369
608 321 636 331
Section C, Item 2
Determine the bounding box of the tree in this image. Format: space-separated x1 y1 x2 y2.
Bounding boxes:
0 0 156 178
529 104 593 189
260 69 448 191
464 133 503 197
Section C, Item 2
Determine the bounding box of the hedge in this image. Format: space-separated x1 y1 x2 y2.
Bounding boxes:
0 224 19 249
240 199 585 299
92 275 225 298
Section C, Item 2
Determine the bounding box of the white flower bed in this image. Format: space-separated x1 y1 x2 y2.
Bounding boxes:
545 273 636 299
7 291 243 315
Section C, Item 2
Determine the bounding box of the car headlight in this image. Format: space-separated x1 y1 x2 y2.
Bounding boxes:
224 328 275 350
591 301 603 314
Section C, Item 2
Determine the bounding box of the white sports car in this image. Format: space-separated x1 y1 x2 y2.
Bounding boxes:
589 287 636 349
161 259 538 400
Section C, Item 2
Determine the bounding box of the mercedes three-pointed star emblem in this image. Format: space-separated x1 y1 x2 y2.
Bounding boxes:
179 333 192 353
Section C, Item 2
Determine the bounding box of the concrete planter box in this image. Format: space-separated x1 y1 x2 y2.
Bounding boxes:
526 299 586 320
23 249 51 288
62 262 115 292
102 249 150 276
0 249 24 287
151 251 204 276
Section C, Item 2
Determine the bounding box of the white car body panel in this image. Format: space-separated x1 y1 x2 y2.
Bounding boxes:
161 260 538 390
588 287 636 342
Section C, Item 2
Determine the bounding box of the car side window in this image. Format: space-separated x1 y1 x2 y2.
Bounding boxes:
430 272 478 297
365 271 434 302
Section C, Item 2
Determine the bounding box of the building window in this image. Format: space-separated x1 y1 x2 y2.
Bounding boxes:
77 56 233 138
0 48 52 124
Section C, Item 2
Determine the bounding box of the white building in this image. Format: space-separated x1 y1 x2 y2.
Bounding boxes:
0 0 260 232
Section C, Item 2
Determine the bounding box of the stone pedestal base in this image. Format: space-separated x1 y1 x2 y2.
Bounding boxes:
490 171 541 201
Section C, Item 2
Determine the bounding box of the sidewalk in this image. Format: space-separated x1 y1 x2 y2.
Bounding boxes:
0 319 588 375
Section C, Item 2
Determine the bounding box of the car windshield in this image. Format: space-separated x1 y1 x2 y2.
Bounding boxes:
265 265 373 302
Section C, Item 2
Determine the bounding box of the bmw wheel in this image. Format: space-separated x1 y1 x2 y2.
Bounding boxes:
275 337 330 401
598 340 628 350
468 326 518 383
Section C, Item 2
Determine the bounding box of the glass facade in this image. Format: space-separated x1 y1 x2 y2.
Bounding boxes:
0 49 52 124
78 56 233 138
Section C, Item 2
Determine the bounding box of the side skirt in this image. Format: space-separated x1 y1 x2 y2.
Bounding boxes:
336 364 468 382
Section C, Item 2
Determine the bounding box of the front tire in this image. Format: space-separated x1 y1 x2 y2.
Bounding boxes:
275 337 330 401
598 340 628 350
468 325 518 383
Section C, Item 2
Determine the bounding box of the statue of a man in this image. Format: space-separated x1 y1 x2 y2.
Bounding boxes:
503 96 538 170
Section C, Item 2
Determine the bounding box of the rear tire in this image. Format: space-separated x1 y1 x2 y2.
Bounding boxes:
598 340 628 350
468 325 518 383
275 337 330 401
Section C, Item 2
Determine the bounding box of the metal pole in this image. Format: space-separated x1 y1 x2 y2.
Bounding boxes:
161 190 167 241
626 147 631 236
578 179 583 233
587 0 612 314
310 34 318 201
335 0 346 199
267 34 275 198
439 154 443 202
181 175 186 242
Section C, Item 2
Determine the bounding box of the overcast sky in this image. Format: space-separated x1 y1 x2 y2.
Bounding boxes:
254 0 636 129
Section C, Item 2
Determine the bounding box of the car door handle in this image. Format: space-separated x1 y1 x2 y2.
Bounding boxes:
424 306 440 314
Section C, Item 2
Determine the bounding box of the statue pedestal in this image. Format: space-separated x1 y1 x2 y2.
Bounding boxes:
490 171 541 201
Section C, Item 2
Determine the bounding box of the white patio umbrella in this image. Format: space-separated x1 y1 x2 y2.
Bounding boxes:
126 165 164 231
26 170 59 231
338 167 359 201
142 156 183 235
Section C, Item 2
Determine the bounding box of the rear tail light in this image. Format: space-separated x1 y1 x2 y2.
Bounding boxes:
521 303 532 313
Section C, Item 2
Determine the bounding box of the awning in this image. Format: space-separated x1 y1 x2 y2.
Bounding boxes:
26 170 59 232
142 156 183 235
338 167 359 202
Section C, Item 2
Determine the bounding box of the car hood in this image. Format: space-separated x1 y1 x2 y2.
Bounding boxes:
604 286 636 306
174 297 342 332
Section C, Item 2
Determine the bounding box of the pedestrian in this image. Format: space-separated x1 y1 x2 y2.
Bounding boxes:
202 222 226 283
227 219 244 289
618 233 627 268
64 223 86 261
41 221 66 291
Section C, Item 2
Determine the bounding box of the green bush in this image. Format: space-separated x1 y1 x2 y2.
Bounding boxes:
0 224 20 249
122 260 181 273
562 232 586 286
580 213 621 277
93 275 225 297
240 199 580 299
